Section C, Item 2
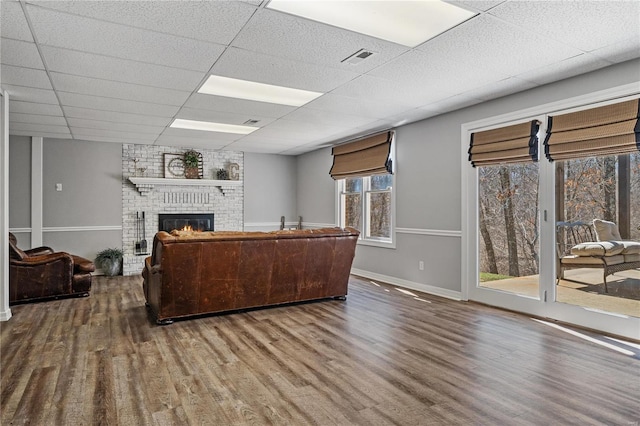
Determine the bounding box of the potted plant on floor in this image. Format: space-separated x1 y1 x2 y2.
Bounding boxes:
95 247 124 276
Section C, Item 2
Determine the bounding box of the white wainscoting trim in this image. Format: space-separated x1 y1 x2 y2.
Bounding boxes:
302 222 336 229
8 227 31 233
43 226 122 232
244 222 339 231
10 226 122 233
244 222 298 231
396 227 462 238
351 268 462 301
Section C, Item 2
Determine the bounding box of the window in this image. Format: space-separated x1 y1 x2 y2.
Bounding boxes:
339 174 394 245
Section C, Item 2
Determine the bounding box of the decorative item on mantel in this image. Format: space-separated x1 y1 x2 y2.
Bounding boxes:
228 163 240 180
164 153 185 178
216 168 229 180
184 150 203 179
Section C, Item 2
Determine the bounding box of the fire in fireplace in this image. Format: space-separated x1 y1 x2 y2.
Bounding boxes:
158 213 214 233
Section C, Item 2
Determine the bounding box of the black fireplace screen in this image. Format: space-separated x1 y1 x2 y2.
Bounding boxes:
158 213 214 232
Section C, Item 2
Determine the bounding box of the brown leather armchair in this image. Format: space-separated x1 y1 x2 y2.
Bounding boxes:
8 233 95 304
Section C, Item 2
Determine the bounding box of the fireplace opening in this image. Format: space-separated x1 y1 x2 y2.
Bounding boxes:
159 213 214 233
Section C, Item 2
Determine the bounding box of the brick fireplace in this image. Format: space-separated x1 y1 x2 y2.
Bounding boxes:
121 144 243 275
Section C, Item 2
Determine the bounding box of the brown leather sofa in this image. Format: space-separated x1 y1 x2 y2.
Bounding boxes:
9 233 95 304
142 227 359 324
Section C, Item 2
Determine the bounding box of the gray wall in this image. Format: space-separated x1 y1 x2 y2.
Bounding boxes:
244 153 297 227
296 147 335 226
8 135 30 229
43 138 122 227
296 58 640 294
9 137 122 260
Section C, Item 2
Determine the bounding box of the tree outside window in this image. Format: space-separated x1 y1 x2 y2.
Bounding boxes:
340 174 393 244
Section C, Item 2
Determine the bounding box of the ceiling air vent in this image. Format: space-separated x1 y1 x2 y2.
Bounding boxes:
342 49 377 65
243 119 260 125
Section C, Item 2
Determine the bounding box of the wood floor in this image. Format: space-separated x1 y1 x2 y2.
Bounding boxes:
1 275 639 425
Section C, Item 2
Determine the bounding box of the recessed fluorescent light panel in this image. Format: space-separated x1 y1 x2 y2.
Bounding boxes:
266 0 476 48
170 118 258 135
198 75 322 107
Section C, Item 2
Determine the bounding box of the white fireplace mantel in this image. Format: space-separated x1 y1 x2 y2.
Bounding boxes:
128 177 242 196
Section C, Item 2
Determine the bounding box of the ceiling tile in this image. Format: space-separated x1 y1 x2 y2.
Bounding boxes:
368 49 510 96
415 14 582 77
231 8 409 73
183 93 296 119
40 45 205 91
330 74 452 106
419 93 485 114
489 1 640 52
176 107 277 128
590 37 640 65
9 130 72 139
2 84 59 104
304 93 414 119
26 5 226 72
233 133 309 146
443 1 505 12
10 113 67 126
11 122 70 134
71 134 151 144
1 1 34 41
0 38 45 69
160 127 243 142
57 92 180 117
70 127 158 141
50 73 190 106
249 119 345 142
211 47 359 93
1 64 52 89
154 135 229 151
224 140 295 154
67 118 165 135
62 106 171 127
515 54 613 86
9 100 63 116
282 107 376 129
463 76 538 101
31 0 257 45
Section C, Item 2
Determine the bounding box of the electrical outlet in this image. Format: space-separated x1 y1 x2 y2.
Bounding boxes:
419 261 424 270
55 183 62 192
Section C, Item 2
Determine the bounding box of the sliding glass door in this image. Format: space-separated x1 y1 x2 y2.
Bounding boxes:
463 92 640 340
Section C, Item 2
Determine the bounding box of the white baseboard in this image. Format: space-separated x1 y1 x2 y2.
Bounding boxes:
351 268 462 301
0 308 12 321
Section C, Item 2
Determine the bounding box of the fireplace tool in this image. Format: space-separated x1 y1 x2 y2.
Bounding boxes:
135 212 141 254
140 211 148 254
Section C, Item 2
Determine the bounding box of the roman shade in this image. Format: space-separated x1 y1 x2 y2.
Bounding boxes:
330 131 393 179
468 120 540 167
544 98 640 161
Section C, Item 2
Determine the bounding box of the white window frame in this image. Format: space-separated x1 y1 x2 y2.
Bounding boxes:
335 137 396 249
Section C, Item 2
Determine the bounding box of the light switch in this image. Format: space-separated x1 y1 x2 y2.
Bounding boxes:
55 183 62 192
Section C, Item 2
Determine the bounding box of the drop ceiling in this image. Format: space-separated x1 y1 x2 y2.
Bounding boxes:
1 0 639 155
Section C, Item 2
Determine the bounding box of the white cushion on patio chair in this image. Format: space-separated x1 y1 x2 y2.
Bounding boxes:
570 241 624 257
593 219 622 241
614 240 640 255
623 253 640 262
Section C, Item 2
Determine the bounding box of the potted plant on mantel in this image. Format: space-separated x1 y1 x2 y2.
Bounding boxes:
95 247 124 276
184 150 201 179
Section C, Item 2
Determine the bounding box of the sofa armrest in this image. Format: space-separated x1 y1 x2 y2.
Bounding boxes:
24 246 55 256
11 252 74 268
